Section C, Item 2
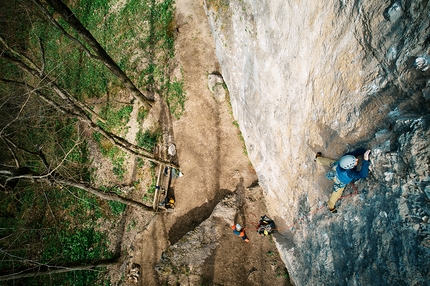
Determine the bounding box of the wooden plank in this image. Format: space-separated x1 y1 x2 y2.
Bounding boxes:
153 164 164 210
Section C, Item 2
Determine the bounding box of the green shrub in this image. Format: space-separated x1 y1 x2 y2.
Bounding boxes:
167 78 186 119
136 129 160 151
42 228 111 262
108 200 127 217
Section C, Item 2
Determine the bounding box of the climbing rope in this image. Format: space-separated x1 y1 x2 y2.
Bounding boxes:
246 182 360 233
247 212 261 229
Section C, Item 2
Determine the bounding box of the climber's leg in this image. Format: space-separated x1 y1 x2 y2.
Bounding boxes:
327 178 346 210
316 156 336 167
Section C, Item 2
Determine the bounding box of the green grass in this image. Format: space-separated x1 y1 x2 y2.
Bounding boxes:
55 118 91 166
206 0 230 13
78 0 185 119
0 0 182 283
136 129 160 151
68 0 178 101
147 163 157 194
99 105 133 134
42 228 111 262
0 183 112 286
137 157 145 168
142 163 157 202
92 131 127 180
137 106 149 123
109 148 127 179
148 176 157 195
108 200 127 217
99 186 127 217
61 187 103 223
29 19 113 100
167 77 186 119
7 0 183 116
232 120 248 156
126 219 137 232
71 0 110 30
93 107 131 180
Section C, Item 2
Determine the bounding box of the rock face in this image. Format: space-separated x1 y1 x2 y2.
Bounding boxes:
203 0 430 285
155 187 290 285
208 72 227 102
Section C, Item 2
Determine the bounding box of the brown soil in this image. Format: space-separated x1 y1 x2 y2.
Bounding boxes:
107 0 293 285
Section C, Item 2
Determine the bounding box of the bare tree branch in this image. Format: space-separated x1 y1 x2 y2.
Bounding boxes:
56 178 156 211
35 0 154 109
0 58 107 124
1 137 20 168
0 35 40 72
31 0 97 59
0 74 177 167
0 248 119 281
46 138 83 176
1 136 50 170
0 167 158 212
37 37 45 76
0 77 107 124
0 91 31 137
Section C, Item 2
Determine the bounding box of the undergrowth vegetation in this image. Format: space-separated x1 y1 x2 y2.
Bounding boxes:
0 0 183 284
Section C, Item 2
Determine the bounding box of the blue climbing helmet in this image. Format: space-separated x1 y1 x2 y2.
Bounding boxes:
339 155 356 169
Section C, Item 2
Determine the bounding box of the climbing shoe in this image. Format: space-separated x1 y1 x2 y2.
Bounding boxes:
244 238 250 242
329 207 337 214
314 152 322 162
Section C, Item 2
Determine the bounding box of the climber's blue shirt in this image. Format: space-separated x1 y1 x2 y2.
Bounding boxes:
336 149 370 184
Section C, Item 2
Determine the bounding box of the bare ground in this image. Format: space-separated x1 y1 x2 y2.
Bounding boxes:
106 0 293 285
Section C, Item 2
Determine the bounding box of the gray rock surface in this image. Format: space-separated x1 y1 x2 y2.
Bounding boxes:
155 187 290 285
156 193 236 276
202 0 430 285
208 72 227 102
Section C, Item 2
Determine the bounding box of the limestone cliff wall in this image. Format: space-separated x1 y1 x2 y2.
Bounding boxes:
204 0 430 285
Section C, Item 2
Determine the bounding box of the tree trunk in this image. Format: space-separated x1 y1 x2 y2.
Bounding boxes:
1 167 159 212
0 257 119 281
56 178 156 212
0 55 178 168
43 0 154 109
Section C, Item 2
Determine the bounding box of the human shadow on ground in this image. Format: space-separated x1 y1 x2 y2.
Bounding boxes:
235 177 247 227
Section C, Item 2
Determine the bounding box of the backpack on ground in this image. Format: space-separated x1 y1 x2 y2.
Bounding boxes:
257 215 276 236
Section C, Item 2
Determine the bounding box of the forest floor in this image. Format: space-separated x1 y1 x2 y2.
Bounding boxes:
104 0 293 285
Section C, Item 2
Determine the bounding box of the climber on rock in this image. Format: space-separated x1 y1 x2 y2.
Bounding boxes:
315 148 371 213
231 223 249 242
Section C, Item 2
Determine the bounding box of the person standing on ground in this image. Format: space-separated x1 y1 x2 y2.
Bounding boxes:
315 148 371 213
231 223 249 242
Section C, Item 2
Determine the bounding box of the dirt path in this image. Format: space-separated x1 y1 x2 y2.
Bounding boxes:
134 0 258 285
